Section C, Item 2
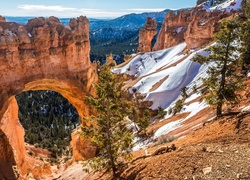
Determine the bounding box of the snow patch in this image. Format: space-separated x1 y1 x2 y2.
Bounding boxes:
154 100 208 139
241 106 250 112
203 0 242 12
176 27 183 33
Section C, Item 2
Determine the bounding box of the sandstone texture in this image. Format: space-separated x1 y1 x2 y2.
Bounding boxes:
0 98 53 179
0 16 98 178
105 53 117 66
137 17 157 53
153 6 233 50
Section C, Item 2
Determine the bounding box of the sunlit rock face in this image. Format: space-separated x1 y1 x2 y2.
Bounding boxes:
137 17 158 53
0 15 98 178
153 6 233 50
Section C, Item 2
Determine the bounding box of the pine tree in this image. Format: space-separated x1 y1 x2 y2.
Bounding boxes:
82 65 134 176
192 19 242 117
239 0 250 74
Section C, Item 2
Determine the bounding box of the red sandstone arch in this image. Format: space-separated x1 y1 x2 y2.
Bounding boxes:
0 16 98 178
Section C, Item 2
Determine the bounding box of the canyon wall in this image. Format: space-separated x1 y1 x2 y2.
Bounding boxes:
0 16 98 178
137 17 157 53
153 6 233 50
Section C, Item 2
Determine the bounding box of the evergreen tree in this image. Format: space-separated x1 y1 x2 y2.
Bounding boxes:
192 19 242 117
130 106 150 134
82 65 134 176
239 0 250 74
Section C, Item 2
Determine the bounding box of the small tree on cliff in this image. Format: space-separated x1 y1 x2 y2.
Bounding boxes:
82 65 133 176
192 19 242 117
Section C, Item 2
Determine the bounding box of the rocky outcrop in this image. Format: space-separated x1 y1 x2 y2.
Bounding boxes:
153 6 233 50
0 16 6 22
0 15 97 119
0 15 98 177
137 17 157 53
153 10 191 50
106 53 117 66
184 7 229 49
0 97 27 179
0 98 53 179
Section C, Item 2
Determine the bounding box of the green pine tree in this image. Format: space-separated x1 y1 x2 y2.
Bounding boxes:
81 65 134 176
239 0 250 74
192 19 242 117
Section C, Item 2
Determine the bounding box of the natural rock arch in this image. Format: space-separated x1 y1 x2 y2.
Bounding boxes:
0 16 98 178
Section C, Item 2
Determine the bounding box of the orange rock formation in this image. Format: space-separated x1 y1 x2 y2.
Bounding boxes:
137 17 157 53
153 6 233 50
0 16 98 178
106 53 117 66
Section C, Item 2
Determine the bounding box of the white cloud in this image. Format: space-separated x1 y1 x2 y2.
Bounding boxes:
18 5 77 11
17 4 130 18
16 4 164 18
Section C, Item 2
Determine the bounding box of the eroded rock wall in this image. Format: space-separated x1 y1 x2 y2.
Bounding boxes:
153 6 233 50
0 15 97 119
137 17 157 53
0 15 98 177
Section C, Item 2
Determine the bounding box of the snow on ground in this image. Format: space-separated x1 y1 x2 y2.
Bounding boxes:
114 43 214 145
154 100 208 139
114 43 214 111
184 93 201 103
241 106 250 112
203 0 242 12
113 43 186 78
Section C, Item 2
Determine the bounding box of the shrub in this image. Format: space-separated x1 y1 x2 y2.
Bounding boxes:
156 106 167 119
175 99 183 113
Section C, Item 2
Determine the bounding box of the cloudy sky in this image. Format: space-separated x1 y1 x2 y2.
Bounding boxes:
1 0 197 18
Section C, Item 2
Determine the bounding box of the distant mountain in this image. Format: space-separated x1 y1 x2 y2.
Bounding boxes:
90 9 175 63
90 9 172 31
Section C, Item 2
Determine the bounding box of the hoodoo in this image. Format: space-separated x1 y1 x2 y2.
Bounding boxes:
137 17 158 53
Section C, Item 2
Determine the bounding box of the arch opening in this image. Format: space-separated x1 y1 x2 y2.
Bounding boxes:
16 90 80 160
0 77 97 178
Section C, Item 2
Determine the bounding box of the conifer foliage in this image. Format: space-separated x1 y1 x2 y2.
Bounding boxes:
192 19 242 117
82 65 134 176
240 0 250 74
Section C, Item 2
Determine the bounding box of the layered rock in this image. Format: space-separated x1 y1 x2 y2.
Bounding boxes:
0 15 98 177
153 6 233 50
153 10 191 50
137 17 157 53
184 7 229 49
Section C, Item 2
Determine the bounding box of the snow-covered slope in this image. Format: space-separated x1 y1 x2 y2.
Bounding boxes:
114 43 213 141
201 0 242 12
113 0 244 142
114 43 209 110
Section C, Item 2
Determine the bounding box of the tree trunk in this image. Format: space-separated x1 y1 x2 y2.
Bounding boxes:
216 102 222 117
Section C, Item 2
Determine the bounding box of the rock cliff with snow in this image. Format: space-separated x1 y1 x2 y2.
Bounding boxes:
153 0 242 50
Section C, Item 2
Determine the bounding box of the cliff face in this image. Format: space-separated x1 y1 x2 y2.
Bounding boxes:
0 16 98 177
0 15 97 119
0 98 53 179
153 10 191 50
137 17 157 53
153 6 233 50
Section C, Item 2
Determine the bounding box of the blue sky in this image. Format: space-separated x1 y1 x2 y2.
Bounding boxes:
1 0 197 18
